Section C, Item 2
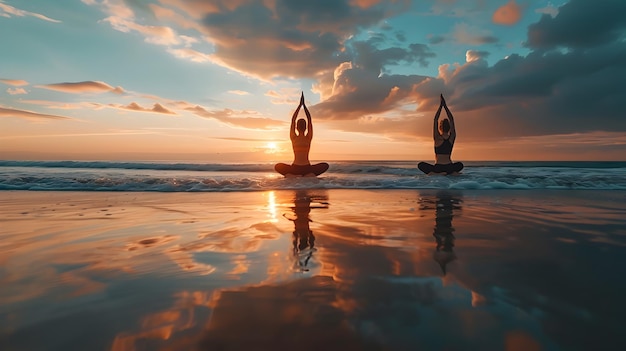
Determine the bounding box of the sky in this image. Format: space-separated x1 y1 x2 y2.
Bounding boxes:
1 0 625 162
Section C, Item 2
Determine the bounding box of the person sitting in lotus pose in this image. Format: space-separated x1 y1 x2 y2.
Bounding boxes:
418 94 464 175
274 93 329 177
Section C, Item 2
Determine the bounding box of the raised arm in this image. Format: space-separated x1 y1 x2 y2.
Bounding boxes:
290 96 303 140
442 95 456 142
433 98 443 141
302 100 313 140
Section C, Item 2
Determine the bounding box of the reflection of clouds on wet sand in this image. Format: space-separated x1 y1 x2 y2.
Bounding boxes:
0 192 290 347
164 222 284 275
108 191 473 350
111 291 216 351
2 190 626 350
1 192 286 290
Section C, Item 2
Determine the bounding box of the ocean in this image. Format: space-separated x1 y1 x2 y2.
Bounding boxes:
2 160 626 191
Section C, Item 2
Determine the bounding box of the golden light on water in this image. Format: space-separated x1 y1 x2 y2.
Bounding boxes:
266 191 277 222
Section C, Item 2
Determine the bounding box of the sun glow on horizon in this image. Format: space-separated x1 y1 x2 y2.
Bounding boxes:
265 142 278 154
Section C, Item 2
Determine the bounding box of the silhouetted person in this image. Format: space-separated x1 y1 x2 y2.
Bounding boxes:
274 93 329 177
418 94 464 175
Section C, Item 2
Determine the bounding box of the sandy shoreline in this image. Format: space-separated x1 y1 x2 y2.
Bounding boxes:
1 189 626 350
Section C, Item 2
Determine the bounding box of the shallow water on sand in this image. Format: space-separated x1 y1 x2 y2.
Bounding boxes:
1 190 626 351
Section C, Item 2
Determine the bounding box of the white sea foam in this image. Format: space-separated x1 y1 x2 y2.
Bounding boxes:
1 161 625 191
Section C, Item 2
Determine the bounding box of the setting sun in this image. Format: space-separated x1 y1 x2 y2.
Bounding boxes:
265 142 278 153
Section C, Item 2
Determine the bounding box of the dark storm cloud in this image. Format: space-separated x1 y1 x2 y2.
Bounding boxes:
352 39 435 73
312 0 626 140
526 0 626 50
197 0 410 78
417 0 625 139
312 39 435 120
169 0 626 141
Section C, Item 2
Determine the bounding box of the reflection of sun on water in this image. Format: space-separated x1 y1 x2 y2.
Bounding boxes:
266 191 277 222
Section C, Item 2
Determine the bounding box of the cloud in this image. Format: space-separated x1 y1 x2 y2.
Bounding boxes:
38 81 125 94
535 5 559 18
116 102 177 115
213 137 279 142
452 23 499 45
350 0 384 9
0 79 29 86
167 47 211 62
21 100 105 111
312 1 626 141
0 130 157 140
149 3 203 31
311 38 434 121
228 90 249 96
265 88 302 105
427 22 500 46
525 0 626 50
0 107 72 121
492 0 523 26
74 0 626 144
427 35 446 45
191 0 411 79
431 43 626 139
21 97 176 116
87 0 134 19
187 106 285 130
87 0 201 53
7 88 27 95
103 16 182 46
465 50 489 63
0 1 61 22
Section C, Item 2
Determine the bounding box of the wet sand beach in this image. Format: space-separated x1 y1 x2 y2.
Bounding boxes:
1 189 626 351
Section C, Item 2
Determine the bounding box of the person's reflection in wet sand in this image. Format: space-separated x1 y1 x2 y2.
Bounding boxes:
431 190 462 275
283 190 328 271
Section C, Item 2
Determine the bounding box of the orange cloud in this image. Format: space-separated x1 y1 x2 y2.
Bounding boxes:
0 107 72 120
265 88 301 105
465 49 489 63
116 102 176 115
149 4 204 31
21 99 104 110
0 79 29 86
350 0 382 9
228 90 249 95
167 47 212 62
157 0 221 19
104 16 182 46
38 81 125 94
493 0 522 26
